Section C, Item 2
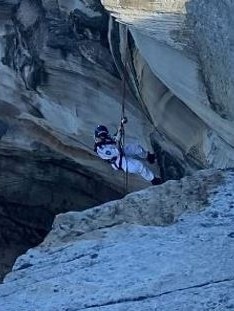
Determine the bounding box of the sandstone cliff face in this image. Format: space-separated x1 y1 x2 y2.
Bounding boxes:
0 0 151 279
102 0 234 169
1 0 234 284
1 169 234 310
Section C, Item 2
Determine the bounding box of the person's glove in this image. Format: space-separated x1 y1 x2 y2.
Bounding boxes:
121 117 128 124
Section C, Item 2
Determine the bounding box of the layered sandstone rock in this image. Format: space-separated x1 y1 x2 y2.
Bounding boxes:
102 0 234 169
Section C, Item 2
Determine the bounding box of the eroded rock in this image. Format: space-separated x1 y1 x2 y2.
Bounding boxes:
102 0 234 168
1 0 234 288
0 169 233 310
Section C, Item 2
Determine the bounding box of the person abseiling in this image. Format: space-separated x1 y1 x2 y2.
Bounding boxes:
94 123 163 185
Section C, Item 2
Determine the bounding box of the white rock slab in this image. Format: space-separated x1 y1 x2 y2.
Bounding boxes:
0 170 233 310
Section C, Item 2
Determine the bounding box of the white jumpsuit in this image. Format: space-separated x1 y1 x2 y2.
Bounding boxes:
96 142 155 182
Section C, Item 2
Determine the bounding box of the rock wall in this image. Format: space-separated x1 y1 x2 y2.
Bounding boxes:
0 0 151 281
0 0 154 196
1 0 234 284
102 0 234 169
0 169 234 310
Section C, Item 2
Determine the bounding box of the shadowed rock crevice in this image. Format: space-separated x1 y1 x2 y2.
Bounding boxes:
2 0 48 90
80 277 234 309
2 0 119 90
0 144 122 282
0 199 53 282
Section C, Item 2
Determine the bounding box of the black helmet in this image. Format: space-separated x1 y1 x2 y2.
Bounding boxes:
95 125 109 138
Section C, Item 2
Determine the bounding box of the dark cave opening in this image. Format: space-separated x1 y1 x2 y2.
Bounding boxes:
0 147 122 282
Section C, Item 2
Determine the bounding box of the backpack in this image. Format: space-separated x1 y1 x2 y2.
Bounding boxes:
95 142 120 161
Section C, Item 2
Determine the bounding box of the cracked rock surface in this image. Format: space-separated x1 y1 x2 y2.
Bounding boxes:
0 169 234 310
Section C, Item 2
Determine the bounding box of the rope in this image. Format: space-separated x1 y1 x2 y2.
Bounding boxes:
119 27 129 195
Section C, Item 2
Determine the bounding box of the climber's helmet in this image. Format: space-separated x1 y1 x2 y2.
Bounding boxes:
94 125 109 140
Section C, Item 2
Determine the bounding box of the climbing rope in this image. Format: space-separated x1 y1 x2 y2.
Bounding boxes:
119 27 129 195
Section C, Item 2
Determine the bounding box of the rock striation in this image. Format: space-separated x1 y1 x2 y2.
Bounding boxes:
102 0 234 169
0 169 234 310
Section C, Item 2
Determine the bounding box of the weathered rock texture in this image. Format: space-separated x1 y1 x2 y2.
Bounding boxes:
0 0 155 198
0 0 151 280
0 169 234 310
102 0 234 170
1 0 234 284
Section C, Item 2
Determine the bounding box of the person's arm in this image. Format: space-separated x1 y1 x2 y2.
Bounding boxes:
114 125 122 143
113 118 127 147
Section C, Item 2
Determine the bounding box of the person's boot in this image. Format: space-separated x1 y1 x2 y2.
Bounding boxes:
151 176 163 185
147 152 156 164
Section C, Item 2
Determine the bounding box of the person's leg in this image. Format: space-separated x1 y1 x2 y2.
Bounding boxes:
121 157 154 181
124 143 147 158
119 156 163 185
124 143 156 164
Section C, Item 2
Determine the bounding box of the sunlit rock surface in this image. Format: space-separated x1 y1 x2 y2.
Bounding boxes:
0 169 234 310
102 0 234 169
